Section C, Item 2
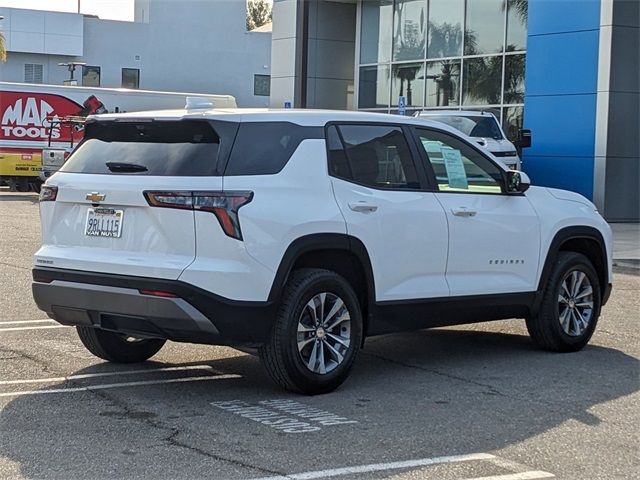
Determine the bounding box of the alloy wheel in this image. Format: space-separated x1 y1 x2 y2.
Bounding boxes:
558 270 594 337
297 292 351 374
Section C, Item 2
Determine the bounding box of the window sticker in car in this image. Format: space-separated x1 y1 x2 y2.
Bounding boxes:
441 147 469 190
422 140 442 155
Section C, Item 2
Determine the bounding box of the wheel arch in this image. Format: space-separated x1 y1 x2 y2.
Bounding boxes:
536 226 609 309
267 234 376 336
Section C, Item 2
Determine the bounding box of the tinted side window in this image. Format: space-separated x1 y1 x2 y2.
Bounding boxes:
61 121 221 176
414 128 504 194
329 124 420 190
225 122 322 176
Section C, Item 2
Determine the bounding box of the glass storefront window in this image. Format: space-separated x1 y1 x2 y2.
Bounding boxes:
503 105 524 142
462 56 503 105
425 60 460 107
392 62 425 106
359 65 391 108
506 0 528 51
504 54 525 104
358 0 526 120
393 0 426 62
360 0 393 64
427 0 464 58
464 0 505 55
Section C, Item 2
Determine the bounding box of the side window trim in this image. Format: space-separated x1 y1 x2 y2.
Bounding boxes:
324 121 430 192
409 125 509 196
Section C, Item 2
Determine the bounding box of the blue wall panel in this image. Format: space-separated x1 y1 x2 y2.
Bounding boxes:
525 30 599 96
528 0 601 36
524 94 597 157
525 156 595 199
523 0 601 200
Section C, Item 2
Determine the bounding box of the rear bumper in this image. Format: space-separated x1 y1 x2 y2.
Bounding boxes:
32 267 277 346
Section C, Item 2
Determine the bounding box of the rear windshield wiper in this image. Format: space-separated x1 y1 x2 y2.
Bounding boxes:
105 162 148 173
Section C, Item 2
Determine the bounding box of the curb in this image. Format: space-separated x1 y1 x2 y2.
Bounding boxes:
613 259 640 272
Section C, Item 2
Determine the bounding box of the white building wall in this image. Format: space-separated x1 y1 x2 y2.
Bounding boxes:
0 52 75 85
0 8 83 56
0 1 272 107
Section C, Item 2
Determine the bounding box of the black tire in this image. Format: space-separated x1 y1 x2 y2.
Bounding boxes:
76 326 166 363
259 268 363 395
526 252 601 352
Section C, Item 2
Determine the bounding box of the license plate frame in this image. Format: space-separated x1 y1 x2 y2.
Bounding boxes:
85 208 124 238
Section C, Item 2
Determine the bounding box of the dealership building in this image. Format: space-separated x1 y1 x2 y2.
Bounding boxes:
0 1 272 107
0 0 637 221
270 0 639 221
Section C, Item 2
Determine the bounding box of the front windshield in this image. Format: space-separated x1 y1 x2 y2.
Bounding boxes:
427 115 504 140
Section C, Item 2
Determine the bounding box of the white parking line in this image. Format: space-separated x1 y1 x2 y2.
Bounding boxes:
0 373 241 397
0 364 218 385
0 325 69 332
249 453 496 480
0 319 56 325
461 472 555 480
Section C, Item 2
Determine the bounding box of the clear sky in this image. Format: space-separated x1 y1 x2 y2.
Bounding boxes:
0 0 135 22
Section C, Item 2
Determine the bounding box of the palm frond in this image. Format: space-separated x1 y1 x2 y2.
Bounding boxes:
0 31 7 62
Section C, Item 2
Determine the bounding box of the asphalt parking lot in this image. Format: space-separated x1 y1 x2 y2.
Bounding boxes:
1 190 638 480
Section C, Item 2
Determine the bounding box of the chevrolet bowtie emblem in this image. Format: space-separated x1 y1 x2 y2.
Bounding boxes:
86 192 106 203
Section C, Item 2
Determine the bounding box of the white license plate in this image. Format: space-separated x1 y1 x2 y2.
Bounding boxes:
85 208 124 238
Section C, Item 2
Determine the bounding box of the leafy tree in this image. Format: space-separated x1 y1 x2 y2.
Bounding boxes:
0 30 6 62
246 0 272 31
505 0 528 24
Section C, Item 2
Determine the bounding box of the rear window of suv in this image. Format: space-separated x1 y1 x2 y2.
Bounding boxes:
61 120 222 176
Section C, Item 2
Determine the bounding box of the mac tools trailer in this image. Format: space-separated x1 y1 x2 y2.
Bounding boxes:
0 82 236 191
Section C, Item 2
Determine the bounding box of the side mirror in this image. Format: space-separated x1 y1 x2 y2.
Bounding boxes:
505 170 530 194
516 129 532 149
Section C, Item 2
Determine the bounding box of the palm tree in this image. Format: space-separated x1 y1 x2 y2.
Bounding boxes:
393 1 425 105
433 60 460 106
505 0 528 24
428 21 462 58
0 30 6 62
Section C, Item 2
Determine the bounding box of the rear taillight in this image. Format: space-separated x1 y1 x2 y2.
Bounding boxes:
139 289 178 298
39 185 58 202
143 191 253 240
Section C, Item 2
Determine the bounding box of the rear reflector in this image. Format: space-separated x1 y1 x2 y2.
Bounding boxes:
143 190 253 240
138 289 178 298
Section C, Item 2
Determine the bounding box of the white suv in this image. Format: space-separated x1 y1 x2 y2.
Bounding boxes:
33 109 613 394
415 110 522 170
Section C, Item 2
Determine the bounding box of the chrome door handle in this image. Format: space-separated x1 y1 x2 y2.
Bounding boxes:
349 201 378 213
451 207 477 217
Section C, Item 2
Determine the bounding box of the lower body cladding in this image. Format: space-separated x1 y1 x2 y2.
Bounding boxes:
32 268 277 347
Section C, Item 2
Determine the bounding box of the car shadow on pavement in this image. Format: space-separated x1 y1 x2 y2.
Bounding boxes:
1 327 638 479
